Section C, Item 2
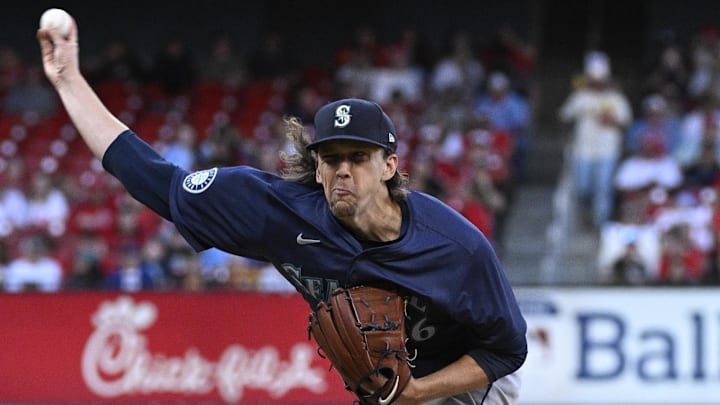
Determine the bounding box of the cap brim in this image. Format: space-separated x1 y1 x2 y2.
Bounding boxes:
306 135 390 151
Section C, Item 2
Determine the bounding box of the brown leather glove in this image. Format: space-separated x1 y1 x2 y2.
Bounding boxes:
309 286 412 405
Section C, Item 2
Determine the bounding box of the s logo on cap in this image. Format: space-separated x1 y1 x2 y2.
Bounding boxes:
334 105 352 128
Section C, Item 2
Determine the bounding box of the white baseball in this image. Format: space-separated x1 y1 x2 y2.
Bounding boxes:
39 8 72 38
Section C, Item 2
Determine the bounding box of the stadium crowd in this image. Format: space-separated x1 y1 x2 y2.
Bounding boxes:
590 27 720 286
5 22 720 292
0 26 534 292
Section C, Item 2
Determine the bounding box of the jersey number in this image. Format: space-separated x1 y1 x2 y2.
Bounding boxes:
409 317 436 342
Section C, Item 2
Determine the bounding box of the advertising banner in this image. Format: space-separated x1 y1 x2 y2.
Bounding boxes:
3 288 717 404
0 292 354 404
517 288 720 404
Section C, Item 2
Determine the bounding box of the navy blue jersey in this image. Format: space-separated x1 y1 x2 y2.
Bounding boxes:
104 130 527 381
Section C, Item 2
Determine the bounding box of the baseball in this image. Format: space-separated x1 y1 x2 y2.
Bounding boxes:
39 8 72 37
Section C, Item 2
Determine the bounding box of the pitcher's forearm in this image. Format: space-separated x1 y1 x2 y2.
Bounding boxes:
55 71 128 159
398 355 490 404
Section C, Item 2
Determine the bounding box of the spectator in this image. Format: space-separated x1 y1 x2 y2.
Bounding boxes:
151 37 197 96
198 117 244 167
104 242 160 291
615 136 683 192
475 71 532 182
481 24 536 98
598 222 661 283
654 190 715 258
683 139 720 189
367 43 424 105
335 26 386 69
65 172 115 238
463 129 510 246
625 93 682 156
687 27 720 101
180 253 205 291
0 157 28 236
443 182 494 241
334 28 377 99
409 153 447 199
141 236 170 288
159 225 198 288
4 65 58 119
611 241 648 286
63 231 107 290
226 255 261 291
159 122 199 170
202 33 247 88
198 247 233 287
559 51 632 228
420 86 475 136
430 31 485 101
285 84 324 124
643 36 688 114
4 235 62 292
89 39 147 84
387 28 435 72
256 261 295 293
25 171 69 237
105 192 160 251
657 223 708 285
614 135 683 223
674 94 720 168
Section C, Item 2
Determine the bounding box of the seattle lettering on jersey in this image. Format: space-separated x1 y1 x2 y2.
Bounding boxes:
279 263 339 302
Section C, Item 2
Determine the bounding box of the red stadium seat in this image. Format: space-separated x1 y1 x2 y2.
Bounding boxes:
193 81 227 111
133 112 167 143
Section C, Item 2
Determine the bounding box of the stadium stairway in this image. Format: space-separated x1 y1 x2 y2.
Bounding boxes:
500 51 612 287
501 123 600 287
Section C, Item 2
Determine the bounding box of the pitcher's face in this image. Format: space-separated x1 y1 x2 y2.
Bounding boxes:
316 140 396 218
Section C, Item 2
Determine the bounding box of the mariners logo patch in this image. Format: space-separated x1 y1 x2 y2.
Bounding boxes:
334 104 351 128
182 168 217 194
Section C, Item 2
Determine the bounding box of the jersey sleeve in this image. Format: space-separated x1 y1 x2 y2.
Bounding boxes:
102 130 178 220
102 130 284 259
168 165 277 258
457 237 528 381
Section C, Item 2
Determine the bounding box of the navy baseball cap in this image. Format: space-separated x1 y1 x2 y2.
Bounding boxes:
307 98 398 152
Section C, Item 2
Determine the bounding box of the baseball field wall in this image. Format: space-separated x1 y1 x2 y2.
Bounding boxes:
0 288 717 404
518 288 720 404
0 292 354 404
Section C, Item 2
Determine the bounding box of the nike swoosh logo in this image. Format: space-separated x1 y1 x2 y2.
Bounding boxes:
296 233 321 245
378 376 400 405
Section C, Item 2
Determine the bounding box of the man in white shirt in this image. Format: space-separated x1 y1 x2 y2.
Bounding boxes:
4 235 62 292
559 51 632 228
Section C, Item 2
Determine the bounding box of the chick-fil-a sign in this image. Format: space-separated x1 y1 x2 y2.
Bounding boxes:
0 292 353 404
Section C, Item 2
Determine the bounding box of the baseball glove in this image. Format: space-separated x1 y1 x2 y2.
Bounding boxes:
308 285 412 405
